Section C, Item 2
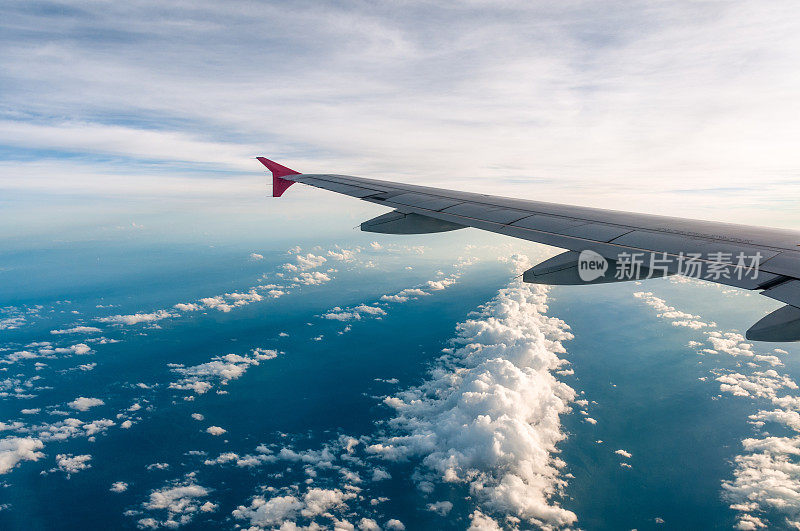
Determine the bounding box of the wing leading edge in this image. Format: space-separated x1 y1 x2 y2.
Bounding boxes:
257 157 800 342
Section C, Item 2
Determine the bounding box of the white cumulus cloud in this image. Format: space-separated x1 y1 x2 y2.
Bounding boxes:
367 273 577 528
67 397 105 411
53 453 92 476
0 437 44 474
138 479 212 529
97 310 176 326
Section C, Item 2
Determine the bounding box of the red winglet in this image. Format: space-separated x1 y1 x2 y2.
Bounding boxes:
256 157 301 197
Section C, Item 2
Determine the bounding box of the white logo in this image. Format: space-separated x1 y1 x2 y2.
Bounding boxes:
578 250 608 282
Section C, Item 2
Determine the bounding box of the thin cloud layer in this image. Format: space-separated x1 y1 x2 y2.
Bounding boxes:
2 0 799 226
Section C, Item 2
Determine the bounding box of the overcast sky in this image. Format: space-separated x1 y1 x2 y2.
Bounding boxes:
2 1 799 225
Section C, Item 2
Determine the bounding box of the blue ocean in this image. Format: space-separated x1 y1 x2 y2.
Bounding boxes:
2 195 799 530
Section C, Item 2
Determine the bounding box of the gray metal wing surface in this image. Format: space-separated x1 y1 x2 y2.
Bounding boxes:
257 157 800 342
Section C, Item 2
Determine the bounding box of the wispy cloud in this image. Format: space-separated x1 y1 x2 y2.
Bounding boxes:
1 1 798 222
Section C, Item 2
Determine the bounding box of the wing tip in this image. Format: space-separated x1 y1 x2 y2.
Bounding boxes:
256 157 300 197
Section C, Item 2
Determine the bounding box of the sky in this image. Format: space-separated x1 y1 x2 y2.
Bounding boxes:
1 0 800 232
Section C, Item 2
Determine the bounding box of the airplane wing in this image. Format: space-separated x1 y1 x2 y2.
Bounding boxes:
257 157 800 342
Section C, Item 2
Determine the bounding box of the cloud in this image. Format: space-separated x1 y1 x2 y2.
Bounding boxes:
380 288 429 303
283 253 327 272
67 397 105 411
234 454 277 468
427 501 453 516
178 284 285 315
53 453 92 476
137 518 158 529
67 396 105 411
0 437 44 474
198 296 233 313
173 303 203 312
467 510 503 530
203 452 239 466
633 292 714 330
426 276 458 291
171 381 212 395
233 495 303 528
232 487 356 529
0 374 42 399
70 343 92 355
157 245 341 319
2 350 39 364
249 253 264 260
706 332 754 358
138 479 212 528
358 518 380 530
749 409 800 432
3 342 93 365
293 271 332 286
367 271 577 528
83 419 116 436
201 450 277 468
615 449 633 459
371 468 390 481
277 447 336 468
322 304 387 322
16 417 115 443
327 248 356 261
320 256 476 327
712 345 800 528
97 310 176 326
723 443 800 529
754 354 784 367
50 326 102 335
716 370 798 401
224 290 264 305
170 348 278 395
111 481 129 493
0 316 26 330
206 426 226 436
